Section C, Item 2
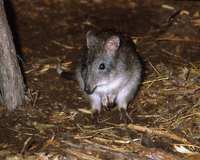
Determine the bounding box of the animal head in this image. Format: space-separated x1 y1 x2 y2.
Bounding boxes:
81 30 121 94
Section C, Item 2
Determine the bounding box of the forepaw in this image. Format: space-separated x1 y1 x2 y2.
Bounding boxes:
108 92 116 106
119 109 133 125
102 94 108 107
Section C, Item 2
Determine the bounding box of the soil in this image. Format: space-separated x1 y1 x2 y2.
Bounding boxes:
1 0 200 159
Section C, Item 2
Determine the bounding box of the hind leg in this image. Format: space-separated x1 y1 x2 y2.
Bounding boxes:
115 86 137 124
116 98 133 124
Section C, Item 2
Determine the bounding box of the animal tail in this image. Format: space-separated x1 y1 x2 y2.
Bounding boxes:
57 62 77 81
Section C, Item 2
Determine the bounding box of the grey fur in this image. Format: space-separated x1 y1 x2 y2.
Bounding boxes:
76 30 142 119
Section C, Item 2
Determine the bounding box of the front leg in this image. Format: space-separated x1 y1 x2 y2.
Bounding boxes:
101 93 108 107
108 91 117 106
88 93 102 124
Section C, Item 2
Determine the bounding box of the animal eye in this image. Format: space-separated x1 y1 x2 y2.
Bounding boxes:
83 62 87 68
99 63 105 70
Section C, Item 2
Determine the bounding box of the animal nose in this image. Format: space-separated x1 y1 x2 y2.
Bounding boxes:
84 85 93 94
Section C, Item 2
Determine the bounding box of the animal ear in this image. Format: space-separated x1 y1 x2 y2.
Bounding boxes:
104 35 120 53
86 30 96 49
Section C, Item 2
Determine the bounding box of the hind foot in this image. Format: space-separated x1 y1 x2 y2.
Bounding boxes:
119 108 133 125
91 111 99 124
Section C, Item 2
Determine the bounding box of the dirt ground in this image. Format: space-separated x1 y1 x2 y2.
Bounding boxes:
1 0 200 159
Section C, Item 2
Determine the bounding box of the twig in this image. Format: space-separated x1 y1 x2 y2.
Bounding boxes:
167 9 182 21
148 60 162 77
188 100 200 114
131 37 142 39
189 62 198 69
128 141 183 160
33 90 39 108
156 37 200 43
93 137 130 144
161 49 174 56
21 137 32 155
127 124 189 143
142 77 169 84
83 139 126 152
90 127 115 133
65 148 103 160
77 123 84 132
142 87 200 95
171 113 200 128
62 140 139 159
42 129 55 150
52 40 73 49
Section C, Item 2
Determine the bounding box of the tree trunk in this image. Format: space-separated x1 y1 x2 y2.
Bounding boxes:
0 0 25 111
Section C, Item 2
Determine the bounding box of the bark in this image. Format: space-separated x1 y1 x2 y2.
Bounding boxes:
0 0 25 111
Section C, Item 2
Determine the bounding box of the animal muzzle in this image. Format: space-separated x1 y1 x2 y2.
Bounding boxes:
84 84 95 94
